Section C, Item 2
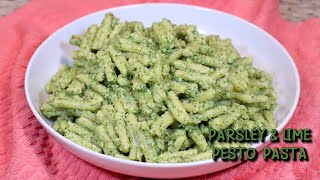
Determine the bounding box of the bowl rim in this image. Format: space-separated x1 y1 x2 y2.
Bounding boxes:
24 3 300 168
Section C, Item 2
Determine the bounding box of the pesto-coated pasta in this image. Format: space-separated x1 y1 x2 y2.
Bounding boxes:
42 13 277 163
125 113 141 160
158 149 198 163
138 122 158 162
173 60 212 74
175 70 216 85
151 111 173 136
184 149 212 162
114 112 130 153
191 105 228 124
187 126 208 151
46 65 76 93
108 46 128 76
166 91 191 124
96 49 118 83
76 117 98 131
168 129 188 152
76 74 109 97
73 24 98 61
92 13 115 50
96 106 122 149
50 99 101 111
65 121 100 147
95 125 119 155
65 131 102 153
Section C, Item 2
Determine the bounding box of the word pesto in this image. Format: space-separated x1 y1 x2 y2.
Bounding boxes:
212 147 257 161
210 128 311 161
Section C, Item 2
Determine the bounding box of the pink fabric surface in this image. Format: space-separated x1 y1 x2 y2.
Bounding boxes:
0 0 319 179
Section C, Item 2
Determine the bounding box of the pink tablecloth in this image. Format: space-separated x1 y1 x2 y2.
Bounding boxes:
1 0 319 179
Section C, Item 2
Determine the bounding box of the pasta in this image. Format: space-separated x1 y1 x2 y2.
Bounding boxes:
41 13 277 163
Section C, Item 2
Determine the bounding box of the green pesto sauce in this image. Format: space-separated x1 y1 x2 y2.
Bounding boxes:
41 13 277 163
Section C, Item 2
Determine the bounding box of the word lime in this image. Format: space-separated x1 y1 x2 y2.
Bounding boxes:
282 129 312 142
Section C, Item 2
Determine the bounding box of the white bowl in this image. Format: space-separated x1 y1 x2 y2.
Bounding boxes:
25 3 300 179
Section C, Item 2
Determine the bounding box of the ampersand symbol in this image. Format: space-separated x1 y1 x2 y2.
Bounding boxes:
270 129 279 142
